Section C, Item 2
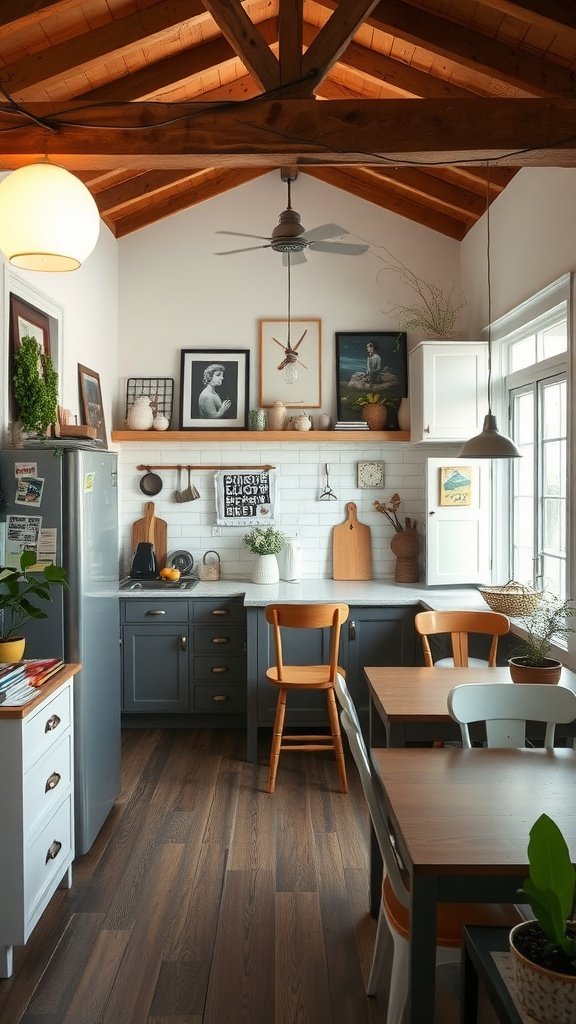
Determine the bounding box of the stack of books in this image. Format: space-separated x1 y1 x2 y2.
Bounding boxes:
334 421 368 430
0 658 64 706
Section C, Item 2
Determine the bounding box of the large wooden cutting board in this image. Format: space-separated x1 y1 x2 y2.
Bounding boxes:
131 501 167 571
332 502 372 580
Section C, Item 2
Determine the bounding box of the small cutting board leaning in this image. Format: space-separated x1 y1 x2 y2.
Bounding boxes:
332 502 373 580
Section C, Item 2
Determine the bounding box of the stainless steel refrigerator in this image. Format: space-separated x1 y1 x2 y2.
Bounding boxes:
0 447 120 855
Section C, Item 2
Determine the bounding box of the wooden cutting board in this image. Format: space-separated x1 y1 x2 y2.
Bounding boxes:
332 502 372 580
131 501 167 571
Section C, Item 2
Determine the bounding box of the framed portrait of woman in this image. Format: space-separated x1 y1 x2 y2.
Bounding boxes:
179 349 249 429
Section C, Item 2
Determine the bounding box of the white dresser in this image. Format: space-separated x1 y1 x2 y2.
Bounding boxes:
0 665 80 977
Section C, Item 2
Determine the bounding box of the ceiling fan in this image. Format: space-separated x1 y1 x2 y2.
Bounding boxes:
214 169 368 265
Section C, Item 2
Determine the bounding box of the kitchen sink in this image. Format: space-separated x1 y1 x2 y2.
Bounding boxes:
119 578 199 591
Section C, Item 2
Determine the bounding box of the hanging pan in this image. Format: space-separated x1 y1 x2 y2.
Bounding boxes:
139 467 163 496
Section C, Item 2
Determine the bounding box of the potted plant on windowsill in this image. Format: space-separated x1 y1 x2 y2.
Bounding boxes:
0 551 68 662
510 813 576 1024
243 526 287 585
508 595 576 684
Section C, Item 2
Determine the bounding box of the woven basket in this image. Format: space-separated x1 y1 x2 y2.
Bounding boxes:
199 550 221 582
478 580 542 616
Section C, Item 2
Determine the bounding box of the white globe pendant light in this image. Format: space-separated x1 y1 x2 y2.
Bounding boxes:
0 164 100 271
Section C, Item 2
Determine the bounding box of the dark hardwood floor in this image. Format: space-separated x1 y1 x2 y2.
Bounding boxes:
0 729 501 1023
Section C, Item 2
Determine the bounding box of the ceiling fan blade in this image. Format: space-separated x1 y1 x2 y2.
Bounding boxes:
214 243 274 255
308 241 369 256
300 223 351 243
282 250 307 266
215 230 273 242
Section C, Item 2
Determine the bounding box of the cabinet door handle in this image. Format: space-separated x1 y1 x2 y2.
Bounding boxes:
146 609 166 616
45 771 61 793
45 840 62 864
211 609 229 616
211 637 229 645
424 425 430 433
349 620 356 641
45 714 61 733
212 694 229 702
211 666 228 674
180 635 187 650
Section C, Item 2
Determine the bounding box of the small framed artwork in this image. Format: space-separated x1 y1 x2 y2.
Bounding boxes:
10 293 51 357
259 318 321 408
357 461 385 489
180 349 249 430
78 364 108 448
439 466 472 506
335 331 407 424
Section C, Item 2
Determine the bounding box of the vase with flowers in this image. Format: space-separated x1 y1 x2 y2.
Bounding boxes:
243 525 288 585
374 493 419 583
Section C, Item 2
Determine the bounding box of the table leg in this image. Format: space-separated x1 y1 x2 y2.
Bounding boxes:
461 934 479 1024
408 874 438 1023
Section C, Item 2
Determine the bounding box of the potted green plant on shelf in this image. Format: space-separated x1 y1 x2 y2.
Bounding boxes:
510 813 576 1024
508 595 576 684
12 334 59 441
243 526 287 586
0 550 68 662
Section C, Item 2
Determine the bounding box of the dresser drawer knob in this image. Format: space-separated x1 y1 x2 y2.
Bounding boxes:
45 714 61 733
45 840 62 864
146 609 166 616
45 772 61 793
211 666 228 674
211 609 229 616
212 694 229 702
211 637 229 644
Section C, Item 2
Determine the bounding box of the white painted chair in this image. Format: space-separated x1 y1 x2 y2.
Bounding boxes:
414 609 510 668
447 682 576 749
333 672 520 1024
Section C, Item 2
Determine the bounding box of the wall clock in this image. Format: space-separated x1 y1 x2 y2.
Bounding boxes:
357 461 385 489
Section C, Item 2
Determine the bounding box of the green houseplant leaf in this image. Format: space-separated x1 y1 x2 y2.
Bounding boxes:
520 814 576 959
0 551 68 642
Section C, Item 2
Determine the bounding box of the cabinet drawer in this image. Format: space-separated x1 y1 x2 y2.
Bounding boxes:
192 655 246 683
192 599 245 623
24 732 72 839
193 625 246 655
22 684 72 772
25 795 73 929
192 684 246 713
123 599 189 623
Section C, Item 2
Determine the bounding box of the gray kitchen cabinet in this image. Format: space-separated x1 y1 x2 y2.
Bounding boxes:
121 597 246 720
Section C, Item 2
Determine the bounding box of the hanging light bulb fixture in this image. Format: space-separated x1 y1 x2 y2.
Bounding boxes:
0 164 100 271
459 163 520 460
282 253 298 383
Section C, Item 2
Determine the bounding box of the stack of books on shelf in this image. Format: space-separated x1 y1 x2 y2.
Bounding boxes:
0 658 64 706
333 421 368 430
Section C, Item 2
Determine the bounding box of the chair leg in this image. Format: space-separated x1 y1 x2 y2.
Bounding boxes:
326 687 348 793
366 903 389 996
381 917 409 1024
268 688 287 793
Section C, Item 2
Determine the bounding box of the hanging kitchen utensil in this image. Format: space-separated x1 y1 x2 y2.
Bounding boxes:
181 467 200 501
139 467 163 496
319 463 338 501
174 467 186 503
199 550 221 581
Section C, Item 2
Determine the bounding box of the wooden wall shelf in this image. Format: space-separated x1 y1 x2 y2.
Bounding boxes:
111 430 410 443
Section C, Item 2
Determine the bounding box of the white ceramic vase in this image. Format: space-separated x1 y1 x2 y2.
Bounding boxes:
127 396 154 430
251 553 280 585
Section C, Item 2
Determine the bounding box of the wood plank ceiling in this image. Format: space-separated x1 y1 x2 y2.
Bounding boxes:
0 1 574 241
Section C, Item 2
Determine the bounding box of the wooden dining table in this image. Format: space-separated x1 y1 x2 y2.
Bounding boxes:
370 745 576 1024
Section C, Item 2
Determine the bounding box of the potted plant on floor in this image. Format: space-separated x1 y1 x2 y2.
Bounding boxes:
510 813 576 1024
508 595 576 684
243 526 287 585
0 550 68 662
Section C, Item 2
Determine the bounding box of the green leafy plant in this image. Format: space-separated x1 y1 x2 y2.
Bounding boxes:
0 550 68 642
514 596 576 666
519 813 576 962
242 526 287 556
12 335 59 435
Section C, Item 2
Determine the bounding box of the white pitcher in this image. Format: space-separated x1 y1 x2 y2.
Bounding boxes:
280 537 303 582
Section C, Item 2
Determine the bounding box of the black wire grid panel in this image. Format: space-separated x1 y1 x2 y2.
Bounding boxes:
125 378 174 425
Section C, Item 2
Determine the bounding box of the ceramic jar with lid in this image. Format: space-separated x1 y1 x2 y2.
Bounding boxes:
127 396 154 430
266 401 287 431
294 411 312 431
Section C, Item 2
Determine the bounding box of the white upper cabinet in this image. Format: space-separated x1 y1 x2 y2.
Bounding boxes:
409 340 488 442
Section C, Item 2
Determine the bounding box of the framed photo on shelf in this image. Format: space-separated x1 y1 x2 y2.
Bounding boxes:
259 318 321 408
335 330 407 425
78 364 108 448
179 349 249 430
9 293 51 358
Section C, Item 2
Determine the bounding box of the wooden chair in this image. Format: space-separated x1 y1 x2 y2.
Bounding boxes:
333 672 521 1024
415 609 510 668
448 682 576 749
265 602 349 794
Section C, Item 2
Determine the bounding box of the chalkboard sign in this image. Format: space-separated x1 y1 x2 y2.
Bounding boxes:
215 469 277 525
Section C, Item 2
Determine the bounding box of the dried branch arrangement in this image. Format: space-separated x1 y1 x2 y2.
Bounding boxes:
374 247 466 338
373 493 416 533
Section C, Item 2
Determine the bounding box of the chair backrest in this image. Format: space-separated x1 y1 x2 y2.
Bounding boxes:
447 682 576 749
414 609 510 667
264 603 349 683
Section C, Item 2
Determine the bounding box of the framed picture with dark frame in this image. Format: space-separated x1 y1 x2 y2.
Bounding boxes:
179 349 249 430
78 364 108 448
9 293 52 418
335 331 407 426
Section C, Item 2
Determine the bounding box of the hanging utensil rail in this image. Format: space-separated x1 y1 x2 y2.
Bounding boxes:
136 463 276 471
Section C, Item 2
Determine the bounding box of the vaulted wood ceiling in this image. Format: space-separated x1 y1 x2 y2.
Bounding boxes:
0 1 575 241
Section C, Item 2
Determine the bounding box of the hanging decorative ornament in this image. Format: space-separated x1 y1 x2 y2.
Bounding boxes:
272 252 308 384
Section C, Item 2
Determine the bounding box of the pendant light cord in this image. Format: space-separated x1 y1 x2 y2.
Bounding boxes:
287 252 291 347
486 160 493 414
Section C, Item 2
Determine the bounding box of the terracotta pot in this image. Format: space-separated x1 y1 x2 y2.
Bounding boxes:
390 529 419 583
508 656 562 684
0 637 25 663
510 920 576 1024
362 404 387 430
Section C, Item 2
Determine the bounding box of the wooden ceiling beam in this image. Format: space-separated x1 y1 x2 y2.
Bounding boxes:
361 165 486 218
279 0 303 91
479 0 576 34
301 0 381 85
1 98 576 169
201 0 279 91
0 1 77 34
